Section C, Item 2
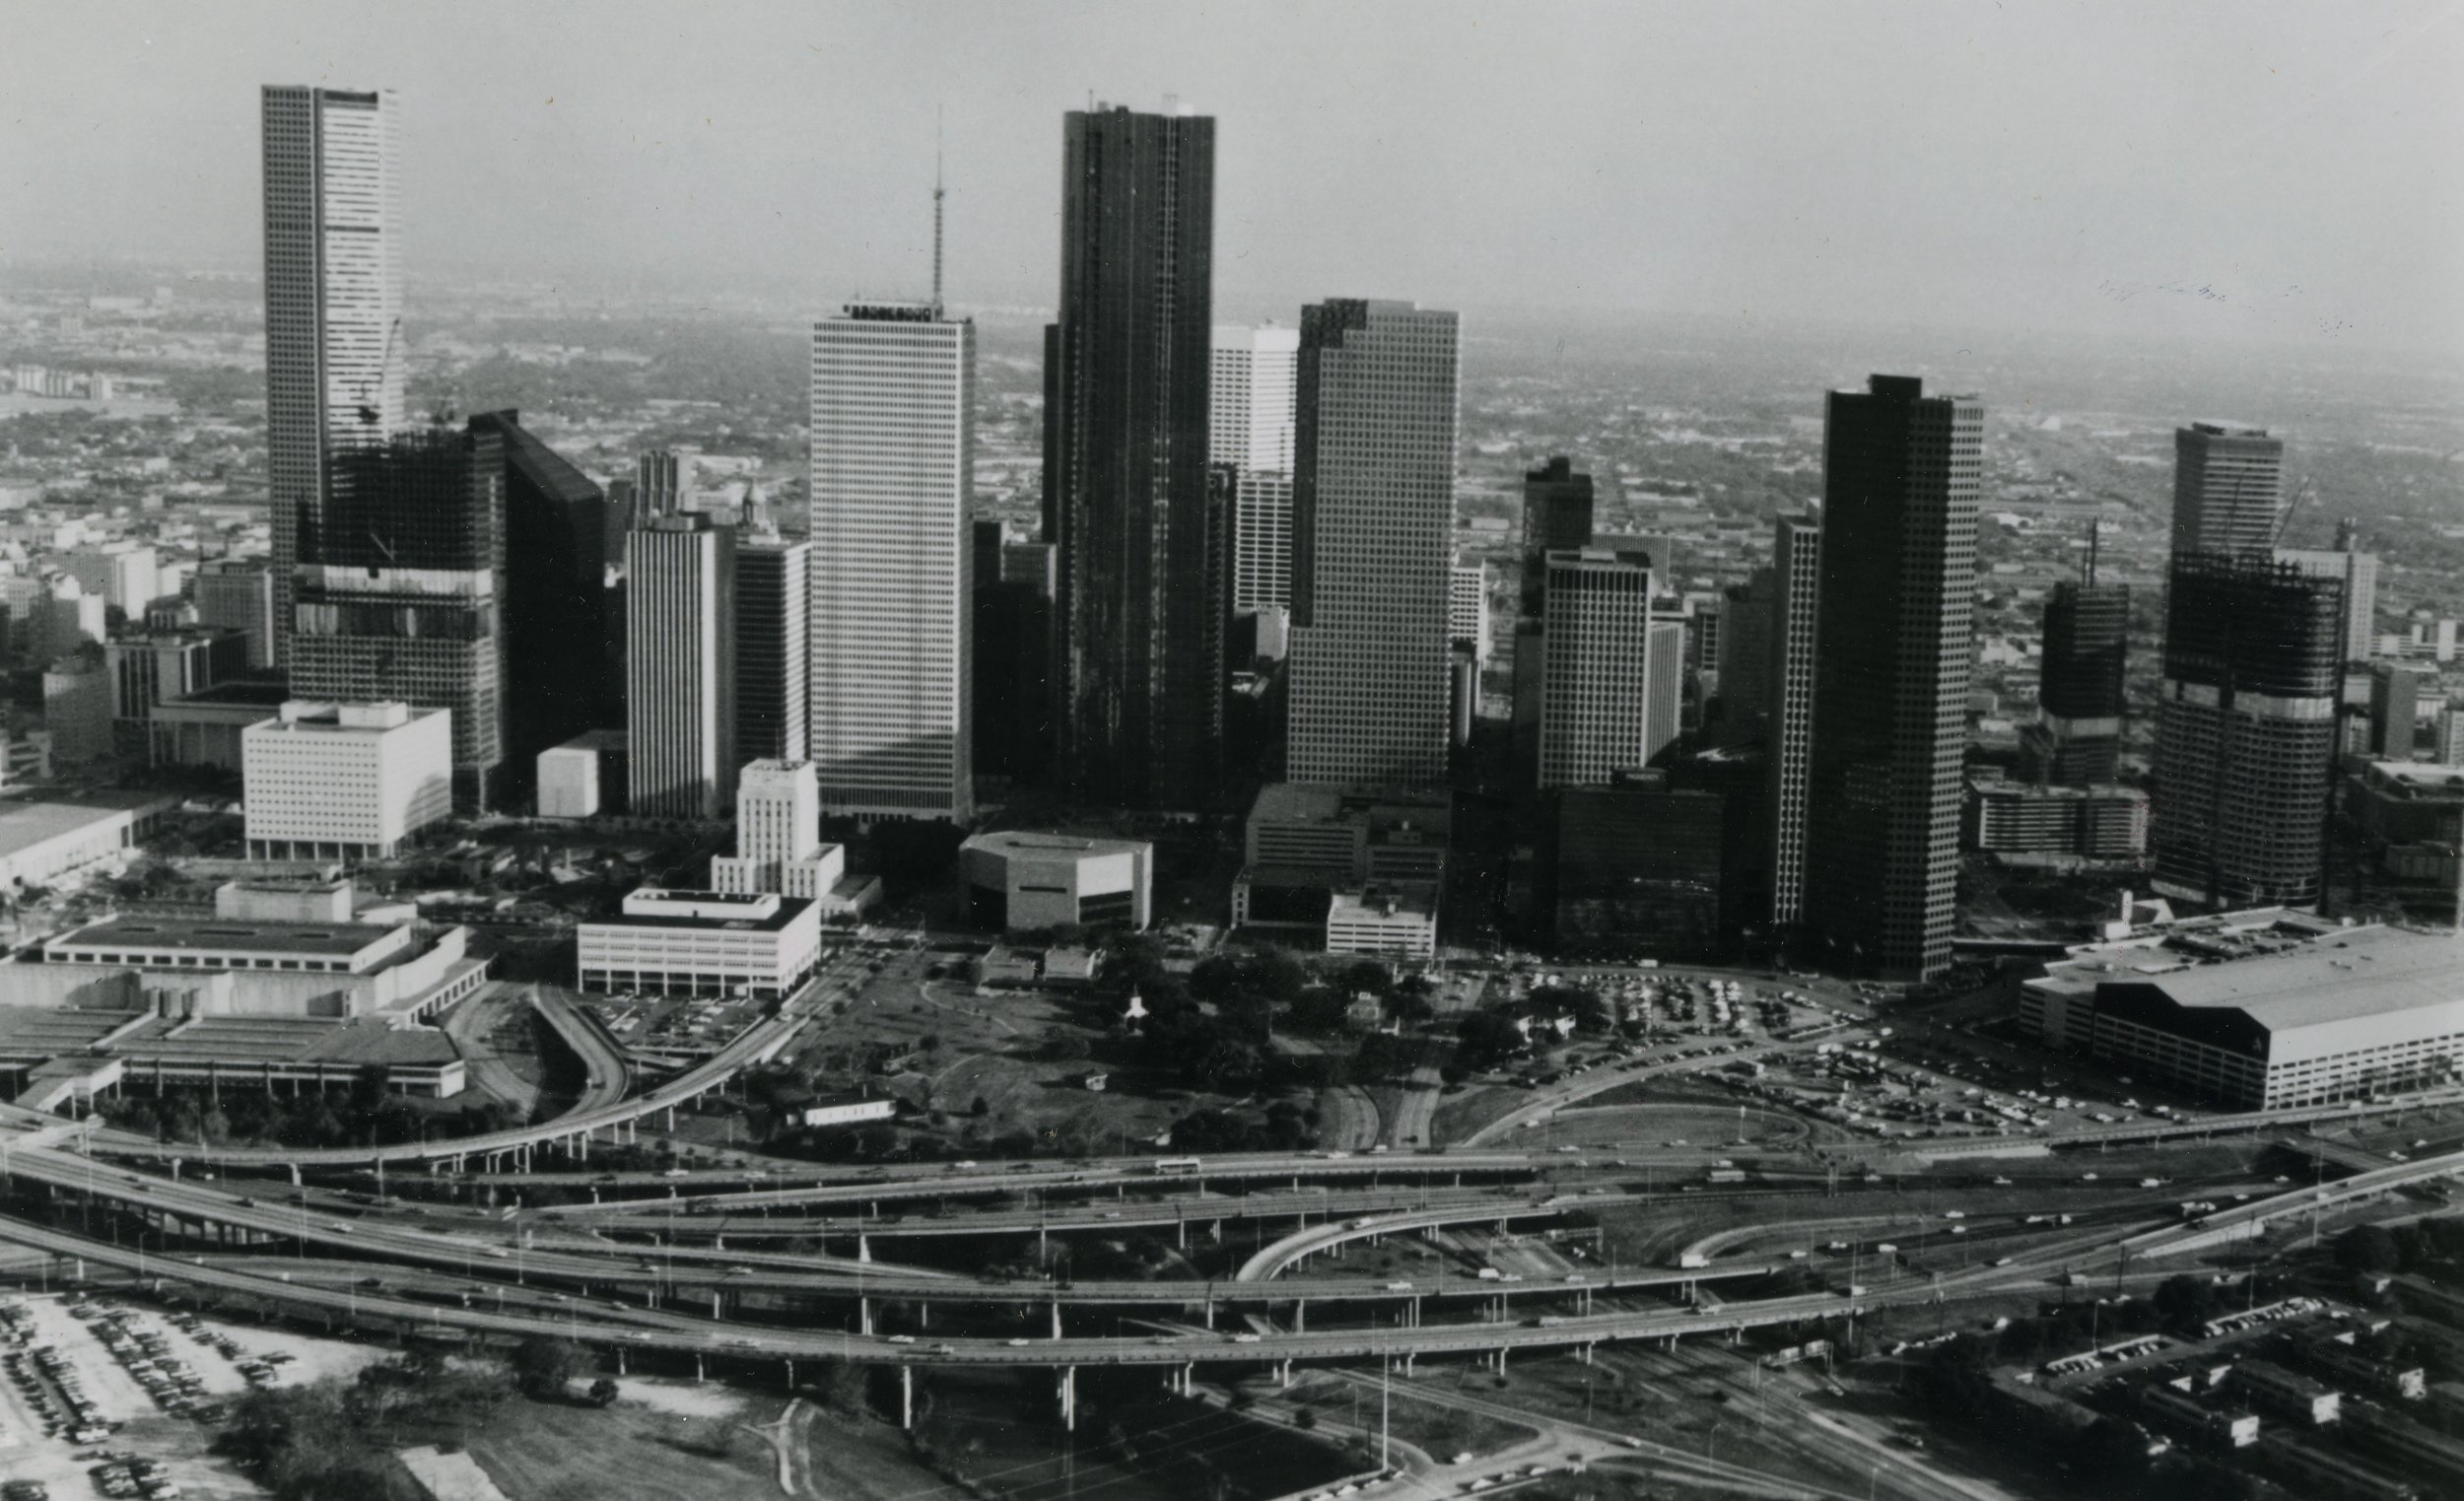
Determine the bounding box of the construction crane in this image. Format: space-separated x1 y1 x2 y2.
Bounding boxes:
2271 474 2316 547
351 316 403 429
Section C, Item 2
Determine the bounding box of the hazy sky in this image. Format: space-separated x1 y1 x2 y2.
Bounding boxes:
5 1 2460 352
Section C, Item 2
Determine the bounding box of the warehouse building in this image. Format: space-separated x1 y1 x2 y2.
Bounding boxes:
2022 917 2464 1109
959 831 1152 933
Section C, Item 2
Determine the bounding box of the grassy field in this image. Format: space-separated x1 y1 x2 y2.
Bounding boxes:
1284 1376 1536 1460
459 1394 784 1501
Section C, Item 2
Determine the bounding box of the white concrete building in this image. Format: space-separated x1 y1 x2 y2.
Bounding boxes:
1287 301 1461 789
711 759 849 901
1450 560 1491 662
576 888 823 1000
1326 887 1437 959
242 701 451 860
1538 548 1657 789
808 302 974 821
627 515 736 821
959 831 1151 933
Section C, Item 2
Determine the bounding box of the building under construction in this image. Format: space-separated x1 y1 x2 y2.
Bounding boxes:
2153 552 2344 908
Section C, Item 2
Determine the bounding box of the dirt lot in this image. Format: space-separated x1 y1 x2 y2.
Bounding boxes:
457 1381 784 1501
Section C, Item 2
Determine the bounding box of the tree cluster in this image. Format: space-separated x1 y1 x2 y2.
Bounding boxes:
215 1350 514 1501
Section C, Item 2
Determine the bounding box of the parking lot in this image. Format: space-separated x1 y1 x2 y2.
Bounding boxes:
0 1294 387 1501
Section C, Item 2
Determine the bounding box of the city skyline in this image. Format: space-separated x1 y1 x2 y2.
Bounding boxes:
2 4 2456 356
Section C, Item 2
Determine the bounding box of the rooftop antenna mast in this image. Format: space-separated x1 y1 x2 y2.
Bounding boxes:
931 108 946 316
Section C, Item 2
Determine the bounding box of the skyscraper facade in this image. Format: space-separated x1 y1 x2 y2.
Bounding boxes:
1209 323 1298 472
626 514 736 821
734 534 810 765
2022 580 2130 785
1519 457 1595 616
2171 422 2284 559
2153 553 2343 907
809 302 974 821
1450 561 1490 660
1764 513 1822 931
1287 300 1461 790
1801 376 1981 982
262 85 403 669
1045 104 1217 810
192 562 278 669
1229 470 1296 615
478 411 611 791
1715 568 1774 735
1537 548 1655 788
636 449 690 521
2275 541 2378 664
292 420 505 809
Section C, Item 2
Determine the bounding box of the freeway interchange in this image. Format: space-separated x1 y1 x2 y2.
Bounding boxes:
0 936 2457 1499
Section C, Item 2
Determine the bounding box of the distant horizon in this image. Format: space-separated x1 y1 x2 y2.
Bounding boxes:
5 2 2457 370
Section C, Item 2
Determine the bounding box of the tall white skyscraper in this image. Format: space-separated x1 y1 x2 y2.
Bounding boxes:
1537 548 1656 789
626 515 735 821
1766 511 1821 928
1288 300 1462 789
261 85 403 668
808 303 974 821
1210 323 1299 472
1450 560 1491 662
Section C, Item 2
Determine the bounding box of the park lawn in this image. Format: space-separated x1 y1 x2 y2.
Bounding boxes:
458 1394 783 1501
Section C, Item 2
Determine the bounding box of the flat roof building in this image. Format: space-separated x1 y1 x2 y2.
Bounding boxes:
242 701 452 861
2022 919 2464 1110
1969 780 2149 860
0 794 177 891
19 910 484 1023
150 679 291 772
960 831 1152 934
1326 886 1437 960
576 888 822 1000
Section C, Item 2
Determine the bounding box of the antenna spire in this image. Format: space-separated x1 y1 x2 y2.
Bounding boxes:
931 107 945 315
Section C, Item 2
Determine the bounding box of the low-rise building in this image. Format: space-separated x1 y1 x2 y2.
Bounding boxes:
149 680 291 771
974 946 1040 987
2233 1358 2341 1426
242 702 453 860
1968 779 2150 859
2348 760 2464 888
0 793 177 891
2022 917 2464 1110
1234 785 1449 947
24 911 486 1021
960 831 1151 933
797 1094 898 1128
1326 886 1437 959
575 888 822 1000
536 728 628 820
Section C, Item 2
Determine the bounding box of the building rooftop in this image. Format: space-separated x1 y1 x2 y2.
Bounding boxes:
2138 924 2464 1033
962 830 1149 859
594 891 812 933
44 914 396 961
158 680 295 711
0 794 172 858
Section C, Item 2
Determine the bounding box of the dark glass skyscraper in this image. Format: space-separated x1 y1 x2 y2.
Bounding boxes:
2023 579 2130 785
1519 456 1594 615
2153 553 2343 908
1802 375 1981 982
476 412 610 797
1044 104 1217 810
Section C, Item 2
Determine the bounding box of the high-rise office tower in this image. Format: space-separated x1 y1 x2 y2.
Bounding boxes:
1287 300 1461 789
2368 660 2431 760
809 301 973 821
292 419 506 808
1045 103 1217 810
477 411 610 792
1537 548 1655 788
974 536 1056 787
2171 422 2284 560
710 759 840 898
1209 323 1298 472
626 513 736 820
1802 376 1981 982
1520 457 1595 616
734 534 810 764
1715 568 1775 735
2022 576 2130 785
192 562 278 669
262 85 403 668
636 449 690 521
1450 561 1491 661
1646 617 1685 763
2153 553 2342 907
1229 469 1296 616
1764 512 1822 931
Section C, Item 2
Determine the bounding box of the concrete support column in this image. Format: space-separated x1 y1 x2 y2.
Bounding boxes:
1294 1299 1305 1333
1059 1366 1076 1431
1203 1298 1214 1330
1277 1360 1291 1389
695 1355 705 1381
859 1298 873 1335
901 1365 914 1429
1050 1301 1061 1339
1403 1352 1415 1377
857 1234 870 1262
